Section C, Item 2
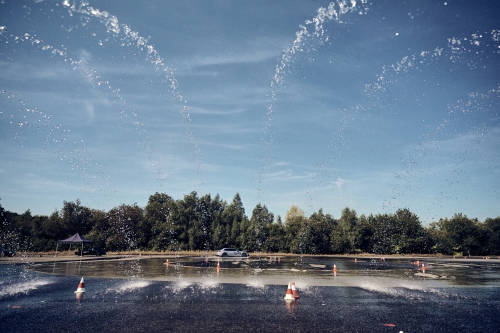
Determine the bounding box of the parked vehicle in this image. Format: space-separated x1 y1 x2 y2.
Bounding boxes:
215 248 248 257
75 247 106 256
0 247 16 257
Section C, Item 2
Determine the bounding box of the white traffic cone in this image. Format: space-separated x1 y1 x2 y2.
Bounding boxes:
75 277 85 301
75 277 85 293
284 282 294 301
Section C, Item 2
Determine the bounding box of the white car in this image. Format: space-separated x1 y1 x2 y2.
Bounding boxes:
215 248 249 257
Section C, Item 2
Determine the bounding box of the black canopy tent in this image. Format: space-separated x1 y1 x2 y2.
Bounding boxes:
55 233 93 256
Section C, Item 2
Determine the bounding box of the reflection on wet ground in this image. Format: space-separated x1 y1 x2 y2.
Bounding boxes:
25 256 500 287
1 257 499 332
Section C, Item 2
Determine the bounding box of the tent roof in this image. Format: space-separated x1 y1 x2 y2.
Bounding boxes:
57 233 94 244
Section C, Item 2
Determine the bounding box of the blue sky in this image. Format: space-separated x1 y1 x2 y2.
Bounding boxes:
1 0 499 223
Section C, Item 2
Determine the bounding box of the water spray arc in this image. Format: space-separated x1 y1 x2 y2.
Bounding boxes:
258 0 369 213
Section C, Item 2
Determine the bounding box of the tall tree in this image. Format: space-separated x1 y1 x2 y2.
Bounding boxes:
430 214 487 256
331 207 358 254
105 204 144 251
355 214 374 253
1 210 32 251
204 194 226 249
86 209 109 249
188 193 217 251
262 215 286 252
370 213 394 254
61 199 93 235
29 214 50 251
392 208 430 254
284 205 306 254
300 209 335 254
175 191 199 250
485 217 500 255
229 193 246 247
145 192 176 251
245 203 274 252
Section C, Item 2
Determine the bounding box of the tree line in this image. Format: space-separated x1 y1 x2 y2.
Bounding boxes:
1 192 499 256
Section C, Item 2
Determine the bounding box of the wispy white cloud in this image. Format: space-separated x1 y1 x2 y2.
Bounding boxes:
200 140 253 151
332 177 348 191
263 168 316 182
187 106 245 115
177 37 286 70
84 101 95 120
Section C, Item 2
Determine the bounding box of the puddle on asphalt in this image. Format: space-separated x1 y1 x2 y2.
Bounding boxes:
23 256 500 287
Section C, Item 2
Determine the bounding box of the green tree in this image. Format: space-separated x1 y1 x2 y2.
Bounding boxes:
392 208 430 254
42 210 66 240
229 194 246 248
188 193 218 251
371 213 394 254
175 191 200 250
244 203 274 252
284 205 306 253
431 214 486 256
145 192 177 251
61 199 93 235
485 217 500 255
29 214 51 251
86 209 109 249
213 193 243 249
237 215 251 251
262 215 286 252
1 210 32 251
204 194 226 250
105 204 144 251
355 214 374 253
331 207 358 254
302 209 335 254
0 201 6 231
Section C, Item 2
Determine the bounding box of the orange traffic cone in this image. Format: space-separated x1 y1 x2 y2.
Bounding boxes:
333 264 338 272
291 282 300 299
422 263 426 274
217 261 220 273
75 277 85 293
75 277 85 301
284 282 294 301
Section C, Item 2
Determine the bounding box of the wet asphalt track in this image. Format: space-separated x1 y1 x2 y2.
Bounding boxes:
1 264 500 333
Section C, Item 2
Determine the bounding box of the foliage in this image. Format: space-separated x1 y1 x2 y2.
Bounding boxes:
429 213 491 256
331 207 357 254
0 196 498 256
